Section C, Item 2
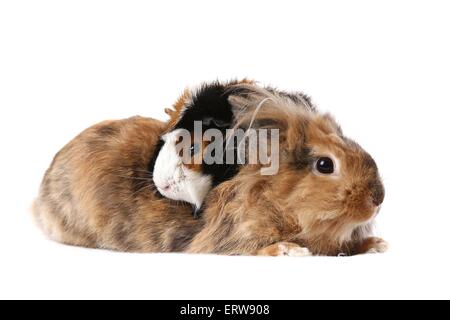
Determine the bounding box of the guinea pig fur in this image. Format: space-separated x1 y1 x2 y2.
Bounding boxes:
153 80 251 217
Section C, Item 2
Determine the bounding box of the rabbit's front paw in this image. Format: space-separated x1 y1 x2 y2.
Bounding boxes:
282 245 312 257
364 237 389 254
257 242 312 257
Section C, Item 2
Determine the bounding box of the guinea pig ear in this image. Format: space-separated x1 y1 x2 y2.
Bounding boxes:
202 117 229 128
164 108 176 117
166 88 192 128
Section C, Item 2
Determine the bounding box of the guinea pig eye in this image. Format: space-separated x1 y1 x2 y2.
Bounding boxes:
315 157 334 174
189 143 201 157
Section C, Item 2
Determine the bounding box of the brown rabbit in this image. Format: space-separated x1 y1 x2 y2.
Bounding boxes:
34 84 387 256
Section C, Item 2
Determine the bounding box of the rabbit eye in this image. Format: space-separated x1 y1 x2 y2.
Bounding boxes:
190 143 201 157
316 157 334 174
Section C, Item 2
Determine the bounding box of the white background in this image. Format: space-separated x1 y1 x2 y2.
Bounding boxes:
0 0 449 300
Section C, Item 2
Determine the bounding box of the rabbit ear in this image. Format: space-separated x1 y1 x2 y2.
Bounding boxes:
228 95 251 115
228 95 288 130
228 95 263 127
229 91 312 160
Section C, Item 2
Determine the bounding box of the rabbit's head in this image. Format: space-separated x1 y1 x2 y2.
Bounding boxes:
227 86 384 250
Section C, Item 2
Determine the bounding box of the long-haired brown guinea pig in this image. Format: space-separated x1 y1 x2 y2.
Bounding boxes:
33 83 387 256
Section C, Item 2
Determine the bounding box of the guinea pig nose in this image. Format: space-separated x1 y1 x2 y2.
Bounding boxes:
161 180 176 191
161 184 171 191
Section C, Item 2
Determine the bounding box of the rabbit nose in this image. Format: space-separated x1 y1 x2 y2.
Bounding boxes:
371 181 385 207
372 195 384 207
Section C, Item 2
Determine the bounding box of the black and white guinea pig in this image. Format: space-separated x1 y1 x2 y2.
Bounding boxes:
151 80 252 218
